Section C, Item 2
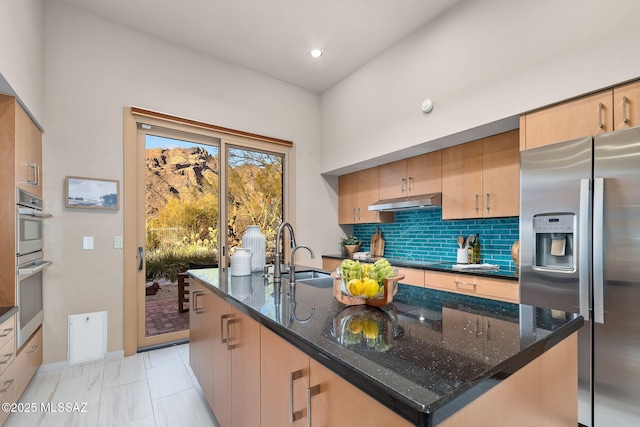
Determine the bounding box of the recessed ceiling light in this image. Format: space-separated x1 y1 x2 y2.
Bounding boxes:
310 49 323 58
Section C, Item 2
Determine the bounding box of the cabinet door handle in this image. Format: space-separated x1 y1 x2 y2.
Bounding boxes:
400 178 406 193
352 208 356 222
598 102 605 129
193 291 206 314
137 247 144 271
220 313 233 343
35 164 40 186
623 96 629 124
289 370 303 422
407 177 413 193
455 280 476 291
307 384 321 427
0 379 14 393
0 328 14 338
191 291 199 311
26 344 40 355
485 193 490 212
356 207 361 221
485 322 491 341
226 318 238 350
0 353 13 364
474 194 479 212
22 163 38 185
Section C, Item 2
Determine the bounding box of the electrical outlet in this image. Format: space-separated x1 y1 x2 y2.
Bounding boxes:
114 236 123 249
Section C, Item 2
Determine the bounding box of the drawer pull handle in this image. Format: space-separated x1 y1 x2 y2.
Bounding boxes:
598 102 605 129
0 353 13 364
220 314 233 344
289 370 303 423
0 328 14 338
27 344 40 355
0 379 14 393
307 384 321 427
226 318 238 350
455 281 477 290
623 96 629 124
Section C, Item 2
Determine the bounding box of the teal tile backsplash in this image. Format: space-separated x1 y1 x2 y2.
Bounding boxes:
353 208 519 273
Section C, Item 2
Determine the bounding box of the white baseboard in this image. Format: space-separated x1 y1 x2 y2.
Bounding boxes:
37 349 125 374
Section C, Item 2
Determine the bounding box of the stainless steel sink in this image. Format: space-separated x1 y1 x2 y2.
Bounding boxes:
296 276 334 288
281 269 333 288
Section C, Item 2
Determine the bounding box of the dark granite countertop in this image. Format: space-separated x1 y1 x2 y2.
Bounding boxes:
0 306 18 325
322 254 519 281
188 268 582 427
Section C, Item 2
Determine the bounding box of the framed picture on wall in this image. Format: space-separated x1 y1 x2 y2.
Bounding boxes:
65 176 120 210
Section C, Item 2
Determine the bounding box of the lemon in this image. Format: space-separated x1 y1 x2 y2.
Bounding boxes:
347 279 364 296
363 278 379 298
347 318 363 334
363 320 379 339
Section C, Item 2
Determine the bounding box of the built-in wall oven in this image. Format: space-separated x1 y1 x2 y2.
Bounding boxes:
16 189 51 348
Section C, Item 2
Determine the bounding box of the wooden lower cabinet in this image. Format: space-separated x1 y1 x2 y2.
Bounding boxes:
0 315 17 427
308 358 413 427
260 326 412 427
260 328 309 427
423 270 519 303
205 290 260 427
439 333 577 427
15 326 42 399
189 278 214 406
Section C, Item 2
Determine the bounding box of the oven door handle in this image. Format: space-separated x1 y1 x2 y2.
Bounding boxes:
18 261 53 278
18 208 52 218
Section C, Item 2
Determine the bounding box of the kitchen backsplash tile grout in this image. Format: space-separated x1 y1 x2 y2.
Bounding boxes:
353 208 519 273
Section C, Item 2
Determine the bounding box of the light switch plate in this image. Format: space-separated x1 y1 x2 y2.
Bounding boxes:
83 236 94 250
114 236 123 249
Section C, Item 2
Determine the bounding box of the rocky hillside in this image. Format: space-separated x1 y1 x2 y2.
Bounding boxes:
145 147 218 216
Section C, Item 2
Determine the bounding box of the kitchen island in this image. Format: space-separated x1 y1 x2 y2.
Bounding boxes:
188 268 582 427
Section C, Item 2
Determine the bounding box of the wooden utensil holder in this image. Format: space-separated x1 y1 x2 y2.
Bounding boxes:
333 275 404 307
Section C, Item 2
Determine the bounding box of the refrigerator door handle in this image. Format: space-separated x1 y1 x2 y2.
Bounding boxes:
579 178 591 322
593 177 605 324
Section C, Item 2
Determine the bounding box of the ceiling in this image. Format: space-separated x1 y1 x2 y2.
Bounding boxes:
57 0 462 93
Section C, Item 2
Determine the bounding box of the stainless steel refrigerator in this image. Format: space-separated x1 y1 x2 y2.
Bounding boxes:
519 127 640 427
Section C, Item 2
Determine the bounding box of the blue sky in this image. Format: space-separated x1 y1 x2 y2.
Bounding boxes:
145 135 218 156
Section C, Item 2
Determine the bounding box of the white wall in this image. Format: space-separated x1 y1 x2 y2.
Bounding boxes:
320 0 640 175
43 0 335 363
0 0 45 122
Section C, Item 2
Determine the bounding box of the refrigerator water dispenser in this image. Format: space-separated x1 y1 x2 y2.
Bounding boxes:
532 213 575 272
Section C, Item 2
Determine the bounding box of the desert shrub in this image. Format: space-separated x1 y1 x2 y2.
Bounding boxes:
146 247 218 282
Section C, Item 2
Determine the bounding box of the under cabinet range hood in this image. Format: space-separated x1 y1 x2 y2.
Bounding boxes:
368 193 442 212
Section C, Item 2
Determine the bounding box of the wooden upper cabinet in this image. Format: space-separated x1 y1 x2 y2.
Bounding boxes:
442 139 483 219
614 80 640 129
520 89 613 151
408 151 442 195
378 151 442 200
481 130 520 218
378 160 407 200
15 102 43 197
442 130 519 220
338 167 393 225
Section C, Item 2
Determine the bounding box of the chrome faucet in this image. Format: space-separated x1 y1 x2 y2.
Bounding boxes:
287 245 315 287
273 221 297 289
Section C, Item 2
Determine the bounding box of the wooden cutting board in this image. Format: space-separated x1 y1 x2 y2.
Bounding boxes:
370 228 385 257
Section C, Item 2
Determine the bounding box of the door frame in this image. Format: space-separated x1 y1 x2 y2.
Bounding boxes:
123 107 294 355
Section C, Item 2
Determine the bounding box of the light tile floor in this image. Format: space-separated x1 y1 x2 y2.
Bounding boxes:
5 344 220 427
